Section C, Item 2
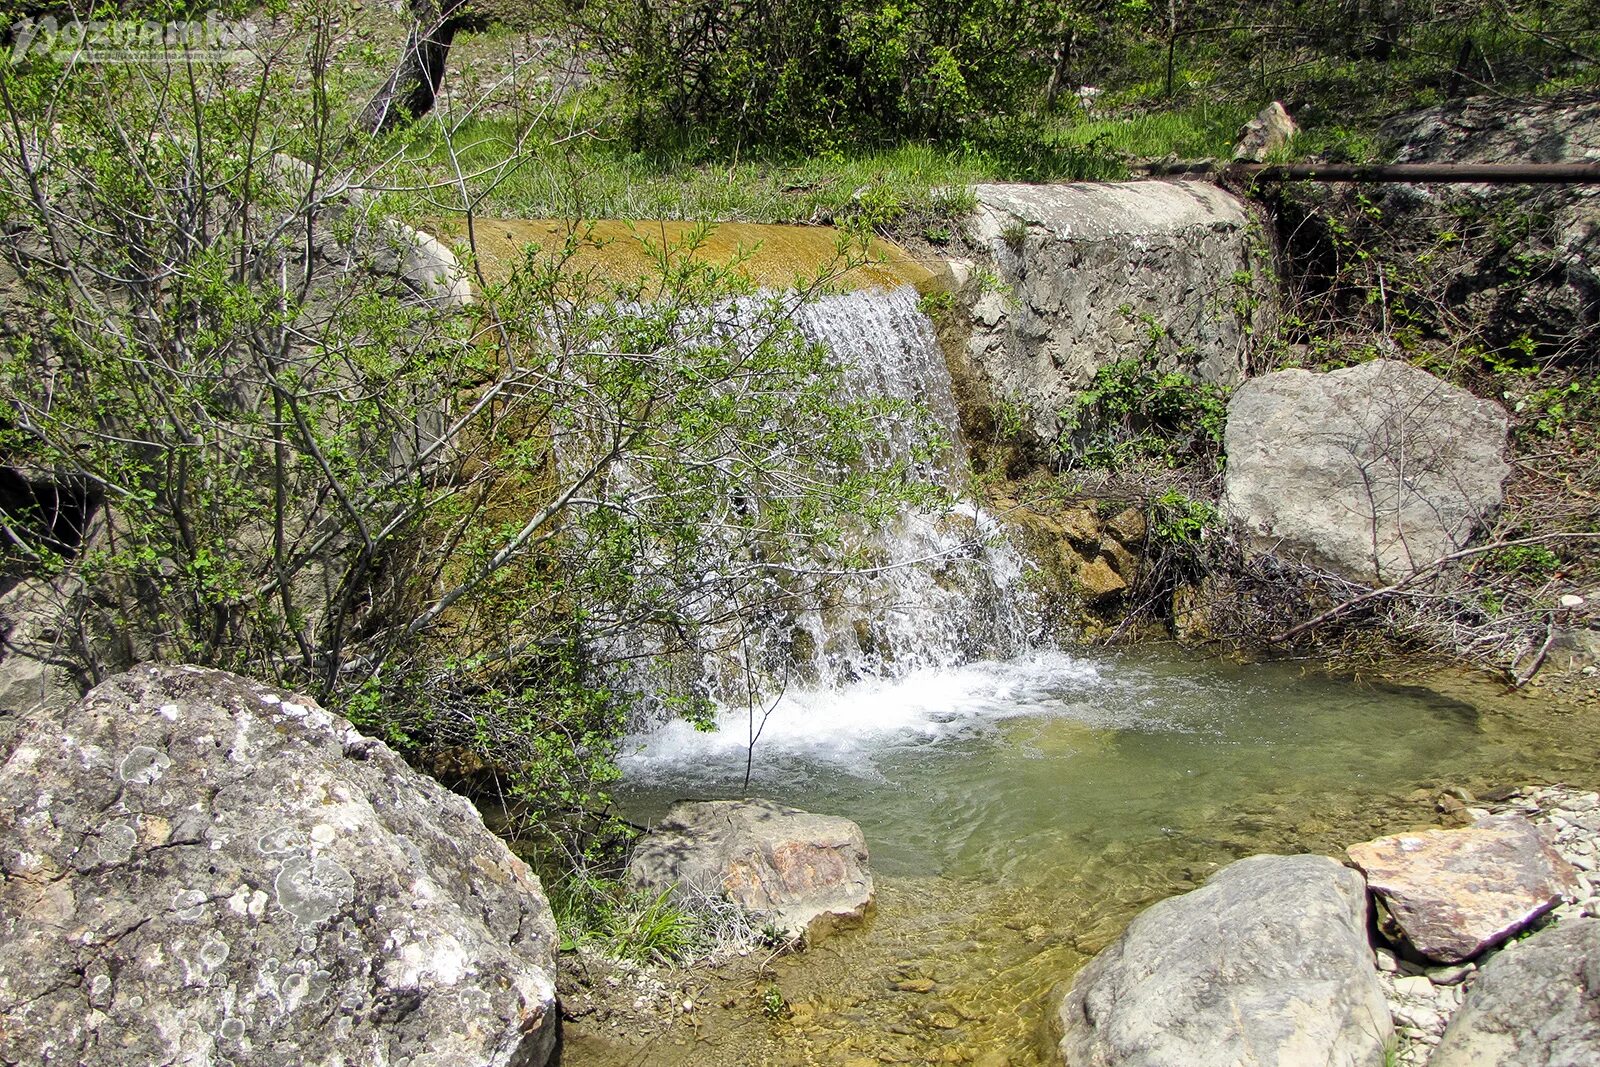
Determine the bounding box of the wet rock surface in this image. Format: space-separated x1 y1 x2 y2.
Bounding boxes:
1349 813 1579 963
628 798 873 942
1053 853 1391 1067
0 664 558 1067
1221 359 1510 585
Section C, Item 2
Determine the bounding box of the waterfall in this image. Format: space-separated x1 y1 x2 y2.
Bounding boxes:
574 282 1037 722
778 285 1033 681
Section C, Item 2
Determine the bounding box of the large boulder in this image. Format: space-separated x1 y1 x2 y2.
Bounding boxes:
961 181 1270 454
627 798 873 942
1347 814 1580 964
1432 917 1600 1066
0 665 558 1067
1221 359 1511 584
1053 853 1392 1067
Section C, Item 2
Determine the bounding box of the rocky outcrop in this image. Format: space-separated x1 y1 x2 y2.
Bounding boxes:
1380 93 1600 349
1377 959 1474 1065
0 665 559 1067
994 491 1148 618
1221 359 1511 585
627 798 873 942
1053 853 1392 1067
962 181 1270 453
1373 785 1600 1065
1431 917 1600 1067
1348 815 1580 964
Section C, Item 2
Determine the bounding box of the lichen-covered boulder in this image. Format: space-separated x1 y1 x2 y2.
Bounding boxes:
627 798 873 942
1054 854 1392 1067
1221 359 1510 584
0 665 558 1067
1347 814 1580 964
1432 917 1600 1067
961 181 1270 454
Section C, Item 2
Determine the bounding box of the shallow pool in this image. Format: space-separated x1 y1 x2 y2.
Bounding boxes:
580 650 1599 1065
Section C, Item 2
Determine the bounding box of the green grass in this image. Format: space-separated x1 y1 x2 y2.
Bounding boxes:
549 875 700 964
383 4 1600 230
1052 104 1253 162
393 116 999 223
384 98 1257 233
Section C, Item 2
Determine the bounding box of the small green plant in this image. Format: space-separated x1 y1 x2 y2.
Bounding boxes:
1066 355 1228 469
760 983 788 1019
847 183 907 234
606 887 697 964
972 267 1013 300
1477 334 1541 377
1488 544 1561 579
1149 490 1217 549
1512 375 1600 438
1000 218 1028 254
992 397 1027 442
549 876 700 964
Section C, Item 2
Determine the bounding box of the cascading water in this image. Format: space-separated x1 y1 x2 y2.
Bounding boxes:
776 285 1035 684
556 224 1600 1067
589 282 1038 724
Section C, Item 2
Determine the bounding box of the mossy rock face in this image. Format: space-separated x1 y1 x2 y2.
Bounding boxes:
1075 556 1126 604
426 219 944 294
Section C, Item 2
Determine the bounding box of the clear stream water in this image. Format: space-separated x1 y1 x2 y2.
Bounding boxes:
568 649 1600 1066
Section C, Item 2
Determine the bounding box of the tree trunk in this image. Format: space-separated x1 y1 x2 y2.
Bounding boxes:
361 0 464 135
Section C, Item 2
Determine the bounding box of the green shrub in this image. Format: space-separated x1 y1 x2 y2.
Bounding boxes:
565 0 1145 150
0 10 946 867
550 876 697 962
1066 355 1228 469
1149 489 1217 549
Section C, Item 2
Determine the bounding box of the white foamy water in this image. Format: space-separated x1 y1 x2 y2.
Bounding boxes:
617 650 1189 785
